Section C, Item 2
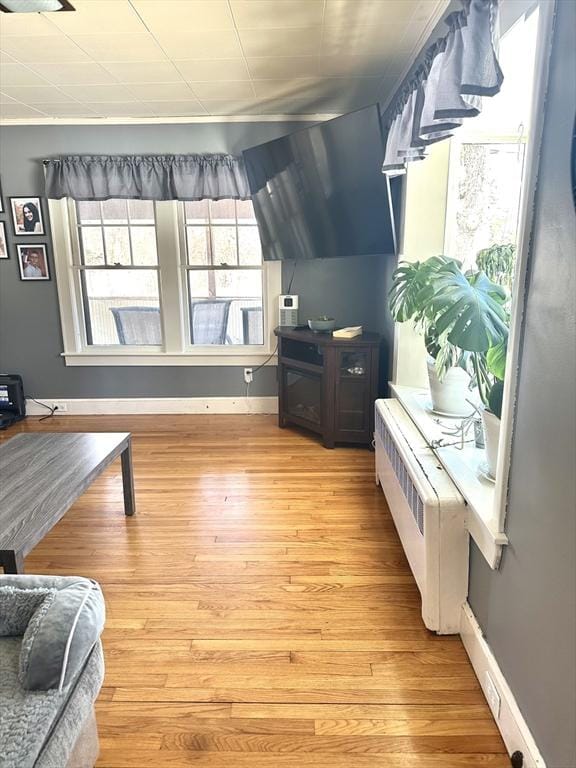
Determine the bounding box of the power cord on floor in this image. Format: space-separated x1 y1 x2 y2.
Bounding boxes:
28 397 56 422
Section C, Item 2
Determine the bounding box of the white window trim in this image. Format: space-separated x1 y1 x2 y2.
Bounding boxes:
390 0 555 568
48 198 281 367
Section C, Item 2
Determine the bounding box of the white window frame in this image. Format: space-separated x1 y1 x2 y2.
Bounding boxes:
48 198 281 367
391 0 556 568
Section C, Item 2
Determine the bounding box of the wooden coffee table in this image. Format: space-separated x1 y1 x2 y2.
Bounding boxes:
0 432 135 574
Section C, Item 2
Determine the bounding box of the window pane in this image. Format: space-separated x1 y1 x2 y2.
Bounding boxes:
209 199 236 223
80 227 105 265
185 200 208 223
128 200 155 224
211 226 237 265
131 226 158 265
104 226 131 265
187 271 263 346
77 201 101 224
102 199 128 224
215 268 261 297
187 226 209 265
188 269 262 299
449 143 525 271
238 227 262 265
82 269 160 345
236 199 256 221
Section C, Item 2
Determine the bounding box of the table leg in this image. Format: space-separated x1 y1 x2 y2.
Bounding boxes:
121 439 136 517
0 550 24 574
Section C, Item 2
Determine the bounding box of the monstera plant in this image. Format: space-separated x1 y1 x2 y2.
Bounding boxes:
389 255 509 417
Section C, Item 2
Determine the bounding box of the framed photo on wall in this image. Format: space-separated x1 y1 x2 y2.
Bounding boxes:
0 222 7 259
17 244 50 280
10 197 45 235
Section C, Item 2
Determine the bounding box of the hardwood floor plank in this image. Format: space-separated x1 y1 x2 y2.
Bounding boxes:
96 750 511 767
2 415 503 767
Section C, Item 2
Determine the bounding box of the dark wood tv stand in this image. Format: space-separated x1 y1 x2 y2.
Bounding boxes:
275 326 381 448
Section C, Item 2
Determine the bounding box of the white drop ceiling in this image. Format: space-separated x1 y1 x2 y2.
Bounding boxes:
0 0 447 121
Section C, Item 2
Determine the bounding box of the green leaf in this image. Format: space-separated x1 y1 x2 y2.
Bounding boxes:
429 265 508 352
486 339 507 380
488 380 504 419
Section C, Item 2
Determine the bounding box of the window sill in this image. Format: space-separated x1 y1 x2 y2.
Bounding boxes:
62 351 278 367
391 384 508 568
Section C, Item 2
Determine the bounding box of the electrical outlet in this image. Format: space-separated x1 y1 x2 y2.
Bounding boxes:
244 368 253 384
51 401 68 412
484 671 501 719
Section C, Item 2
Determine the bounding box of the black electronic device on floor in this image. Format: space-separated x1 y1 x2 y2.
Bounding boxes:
0 374 26 429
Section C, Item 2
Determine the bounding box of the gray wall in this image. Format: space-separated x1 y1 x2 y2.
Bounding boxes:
0 121 392 399
468 2 576 766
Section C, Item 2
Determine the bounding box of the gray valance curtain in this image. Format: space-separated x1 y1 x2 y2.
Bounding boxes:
382 0 503 176
44 153 251 201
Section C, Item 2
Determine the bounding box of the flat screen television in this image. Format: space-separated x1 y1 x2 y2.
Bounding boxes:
242 104 397 261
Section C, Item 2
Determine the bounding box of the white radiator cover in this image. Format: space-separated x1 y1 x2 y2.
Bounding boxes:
375 399 469 634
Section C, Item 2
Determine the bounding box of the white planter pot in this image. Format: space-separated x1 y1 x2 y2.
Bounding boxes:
426 356 474 417
481 408 501 479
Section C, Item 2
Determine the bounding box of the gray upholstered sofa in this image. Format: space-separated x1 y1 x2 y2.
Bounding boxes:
0 575 106 768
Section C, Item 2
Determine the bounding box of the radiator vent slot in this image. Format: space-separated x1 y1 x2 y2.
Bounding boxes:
376 408 424 534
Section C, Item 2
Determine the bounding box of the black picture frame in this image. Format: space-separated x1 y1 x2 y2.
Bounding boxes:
0 222 7 259
10 196 45 236
16 244 50 281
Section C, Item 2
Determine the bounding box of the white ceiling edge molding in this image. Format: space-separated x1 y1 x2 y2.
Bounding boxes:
379 0 452 113
0 113 341 126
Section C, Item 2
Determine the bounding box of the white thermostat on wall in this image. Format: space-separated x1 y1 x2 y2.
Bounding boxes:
279 295 299 327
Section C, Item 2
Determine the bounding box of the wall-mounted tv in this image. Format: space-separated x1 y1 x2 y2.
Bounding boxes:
243 104 397 261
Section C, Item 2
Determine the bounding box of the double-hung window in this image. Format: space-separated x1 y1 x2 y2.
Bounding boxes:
50 196 280 365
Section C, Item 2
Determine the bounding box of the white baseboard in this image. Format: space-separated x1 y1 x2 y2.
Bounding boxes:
25 396 278 416
461 603 546 768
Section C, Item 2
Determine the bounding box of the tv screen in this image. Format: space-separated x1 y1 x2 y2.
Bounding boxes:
242 105 397 261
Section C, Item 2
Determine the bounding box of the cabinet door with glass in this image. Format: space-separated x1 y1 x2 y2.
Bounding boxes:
333 347 374 443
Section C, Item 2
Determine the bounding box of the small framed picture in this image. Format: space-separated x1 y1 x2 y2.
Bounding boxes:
10 197 45 235
0 222 7 259
0 178 3 213
17 244 50 280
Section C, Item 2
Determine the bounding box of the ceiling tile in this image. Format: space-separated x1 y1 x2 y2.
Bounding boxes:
188 81 254 100
175 59 250 83
60 83 136 102
0 102 46 118
0 13 61 35
154 30 243 60
253 76 379 101
102 61 183 83
37 102 99 116
239 28 321 57
84 101 156 117
0 62 50 86
1 85 74 103
140 101 207 117
230 0 324 29
322 22 410 56
27 62 117 85
47 0 146 35
70 34 166 62
0 35 91 63
201 95 339 116
127 82 197 101
131 1 234 33
0 92 17 103
0 52 15 62
323 0 419 27
319 54 390 77
247 56 318 80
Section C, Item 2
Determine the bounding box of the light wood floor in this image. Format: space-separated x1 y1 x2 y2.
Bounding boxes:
4 414 507 767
